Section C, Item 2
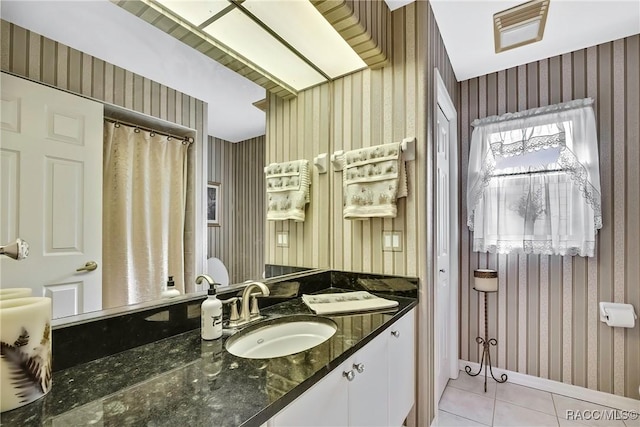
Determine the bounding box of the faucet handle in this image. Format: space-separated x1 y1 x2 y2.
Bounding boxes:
222 297 240 322
250 295 260 316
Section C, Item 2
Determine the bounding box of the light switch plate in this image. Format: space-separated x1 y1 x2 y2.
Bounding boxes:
382 231 403 252
276 231 289 247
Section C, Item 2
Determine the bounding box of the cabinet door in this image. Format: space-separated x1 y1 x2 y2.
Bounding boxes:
348 331 389 427
271 360 349 427
388 309 416 426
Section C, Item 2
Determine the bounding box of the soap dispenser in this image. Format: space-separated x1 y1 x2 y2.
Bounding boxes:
201 283 222 340
161 276 181 298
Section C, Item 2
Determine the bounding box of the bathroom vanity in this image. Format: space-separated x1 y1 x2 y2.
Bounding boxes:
0 271 417 426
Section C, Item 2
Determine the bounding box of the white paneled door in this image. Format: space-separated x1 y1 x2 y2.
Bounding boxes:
1 73 103 318
435 105 452 401
434 69 459 406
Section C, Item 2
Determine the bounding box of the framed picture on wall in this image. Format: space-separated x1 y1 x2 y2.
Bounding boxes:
207 182 220 227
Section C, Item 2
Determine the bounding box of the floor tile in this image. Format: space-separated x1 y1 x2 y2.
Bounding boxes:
436 410 490 426
495 382 556 415
439 386 496 426
448 370 498 397
558 418 589 427
493 400 559 427
553 394 626 427
623 413 640 427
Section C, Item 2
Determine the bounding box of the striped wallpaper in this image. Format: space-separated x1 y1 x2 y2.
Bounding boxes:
265 3 457 424
458 35 640 399
266 3 428 278
265 83 332 270
1 19 208 295
207 136 265 284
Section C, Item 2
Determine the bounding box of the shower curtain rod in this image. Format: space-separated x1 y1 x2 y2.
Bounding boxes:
104 117 194 144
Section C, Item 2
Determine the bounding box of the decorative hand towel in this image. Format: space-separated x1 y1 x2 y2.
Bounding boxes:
302 291 399 315
266 159 311 222
342 142 407 219
0 297 52 412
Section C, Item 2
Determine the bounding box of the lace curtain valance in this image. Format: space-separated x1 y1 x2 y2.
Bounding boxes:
467 98 602 257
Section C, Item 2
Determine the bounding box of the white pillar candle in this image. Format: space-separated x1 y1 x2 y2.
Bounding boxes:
0 288 32 301
474 269 498 292
0 297 52 412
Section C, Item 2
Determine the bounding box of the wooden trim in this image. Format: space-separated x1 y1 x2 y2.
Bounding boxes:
312 0 390 69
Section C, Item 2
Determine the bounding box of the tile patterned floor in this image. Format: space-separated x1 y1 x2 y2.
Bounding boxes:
436 371 638 427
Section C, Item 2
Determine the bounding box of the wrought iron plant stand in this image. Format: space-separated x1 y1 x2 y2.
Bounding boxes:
465 288 508 392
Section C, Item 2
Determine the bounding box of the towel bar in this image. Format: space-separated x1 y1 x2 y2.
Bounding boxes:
331 137 416 172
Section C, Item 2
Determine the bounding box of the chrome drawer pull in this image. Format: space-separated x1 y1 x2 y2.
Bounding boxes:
343 370 355 381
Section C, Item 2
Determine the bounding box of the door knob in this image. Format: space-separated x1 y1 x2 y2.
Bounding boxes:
439 269 446 273
76 261 98 272
391 330 400 338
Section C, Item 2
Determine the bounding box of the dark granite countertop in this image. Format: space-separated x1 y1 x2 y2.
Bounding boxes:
1 290 416 427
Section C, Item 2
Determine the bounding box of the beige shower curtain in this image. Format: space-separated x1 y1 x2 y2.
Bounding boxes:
103 121 188 309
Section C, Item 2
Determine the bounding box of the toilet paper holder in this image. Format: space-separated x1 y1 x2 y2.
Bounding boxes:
599 302 637 327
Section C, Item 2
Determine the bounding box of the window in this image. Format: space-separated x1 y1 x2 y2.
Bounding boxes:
467 98 602 257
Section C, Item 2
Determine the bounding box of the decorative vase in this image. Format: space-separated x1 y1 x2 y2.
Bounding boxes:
0 297 52 412
0 288 33 301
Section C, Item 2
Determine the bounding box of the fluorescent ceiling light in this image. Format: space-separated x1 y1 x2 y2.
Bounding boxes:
146 0 370 94
494 0 550 53
242 0 366 79
155 0 230 26
203 9 326 91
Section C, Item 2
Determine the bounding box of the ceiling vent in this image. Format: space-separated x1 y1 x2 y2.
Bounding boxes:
494 0 550 53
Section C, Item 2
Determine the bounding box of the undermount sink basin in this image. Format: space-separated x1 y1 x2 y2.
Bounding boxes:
225 315 337 359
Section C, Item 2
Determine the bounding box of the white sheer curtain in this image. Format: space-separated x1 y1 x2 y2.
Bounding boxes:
467 98 602 257
103 121 189 308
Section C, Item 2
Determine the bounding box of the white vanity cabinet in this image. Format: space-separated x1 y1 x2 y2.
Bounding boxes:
269 308 416 427
347 328 389 426
388 308 416 426
268 357 350 426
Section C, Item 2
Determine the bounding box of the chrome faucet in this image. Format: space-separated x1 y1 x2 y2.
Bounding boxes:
237 281 270 326
195 274 216 287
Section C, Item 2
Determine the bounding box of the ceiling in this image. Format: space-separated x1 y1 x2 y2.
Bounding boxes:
2 1 639 141
1 0 266 142
430 0 640 81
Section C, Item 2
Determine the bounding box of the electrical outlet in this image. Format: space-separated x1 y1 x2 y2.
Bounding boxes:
276 231 289 247
382 231 403 252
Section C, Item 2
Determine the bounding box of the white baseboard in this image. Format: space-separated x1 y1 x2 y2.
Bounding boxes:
458 360 640 412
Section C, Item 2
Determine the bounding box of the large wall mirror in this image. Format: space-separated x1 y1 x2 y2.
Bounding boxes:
0 1 325 324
